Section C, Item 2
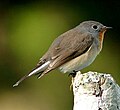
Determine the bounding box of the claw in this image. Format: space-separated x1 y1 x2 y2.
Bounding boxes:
68 70 77 77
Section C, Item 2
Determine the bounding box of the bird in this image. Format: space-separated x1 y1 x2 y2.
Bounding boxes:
13 20 111 87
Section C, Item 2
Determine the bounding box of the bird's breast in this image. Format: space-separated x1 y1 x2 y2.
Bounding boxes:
59 43 99 73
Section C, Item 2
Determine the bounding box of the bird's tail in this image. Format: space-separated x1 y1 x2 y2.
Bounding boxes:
13 61 50 87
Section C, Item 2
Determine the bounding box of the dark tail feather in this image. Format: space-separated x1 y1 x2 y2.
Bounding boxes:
13 74 30 87
13 61 50 87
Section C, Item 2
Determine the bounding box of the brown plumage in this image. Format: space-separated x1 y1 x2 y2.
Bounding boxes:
13 21 111 87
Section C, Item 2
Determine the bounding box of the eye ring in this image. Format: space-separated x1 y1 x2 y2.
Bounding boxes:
92 25 98 30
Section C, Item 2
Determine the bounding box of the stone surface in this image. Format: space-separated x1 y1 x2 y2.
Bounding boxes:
72 71 120 110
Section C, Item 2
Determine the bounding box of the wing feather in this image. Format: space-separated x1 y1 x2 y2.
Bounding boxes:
41 29 94 74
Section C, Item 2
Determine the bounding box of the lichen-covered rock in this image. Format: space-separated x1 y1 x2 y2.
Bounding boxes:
72 71 120 110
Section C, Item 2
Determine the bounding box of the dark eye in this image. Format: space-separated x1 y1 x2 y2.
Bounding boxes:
92 25 98 30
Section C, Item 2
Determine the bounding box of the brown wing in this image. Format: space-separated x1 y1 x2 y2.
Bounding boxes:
41 29 94 74
13 28 94 86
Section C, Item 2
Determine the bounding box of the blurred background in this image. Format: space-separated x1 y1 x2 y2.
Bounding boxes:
0 0 120 110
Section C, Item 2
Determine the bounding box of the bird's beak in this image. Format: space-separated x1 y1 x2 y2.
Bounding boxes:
105 26 112 29
101 26 112 32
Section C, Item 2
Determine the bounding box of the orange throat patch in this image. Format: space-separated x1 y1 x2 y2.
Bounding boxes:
99 30 106 49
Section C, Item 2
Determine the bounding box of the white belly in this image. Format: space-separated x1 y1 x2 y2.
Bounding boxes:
59 44 99 73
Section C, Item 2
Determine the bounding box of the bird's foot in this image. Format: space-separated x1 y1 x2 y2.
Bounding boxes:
68 70 77 77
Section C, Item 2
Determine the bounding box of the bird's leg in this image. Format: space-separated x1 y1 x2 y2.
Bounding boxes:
68 70 77 77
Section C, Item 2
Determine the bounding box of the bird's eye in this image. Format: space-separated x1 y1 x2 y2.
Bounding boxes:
92 25 98 30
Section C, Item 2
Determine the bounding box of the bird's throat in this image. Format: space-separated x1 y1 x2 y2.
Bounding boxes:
99 30 106 49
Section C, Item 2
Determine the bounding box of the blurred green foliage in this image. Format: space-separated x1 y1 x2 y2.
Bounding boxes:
0 1 120 110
